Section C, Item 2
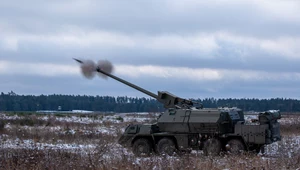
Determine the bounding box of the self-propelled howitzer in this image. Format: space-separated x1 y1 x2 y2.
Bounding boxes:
75 59 281 156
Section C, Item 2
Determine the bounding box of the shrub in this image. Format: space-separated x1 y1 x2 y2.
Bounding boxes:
116 116 124 122
54 113 67 117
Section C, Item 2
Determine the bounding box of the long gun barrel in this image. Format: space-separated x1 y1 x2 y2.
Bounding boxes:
96 67 158 99
74 58 196 109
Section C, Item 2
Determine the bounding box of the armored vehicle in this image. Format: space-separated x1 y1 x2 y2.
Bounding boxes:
75 59 281 156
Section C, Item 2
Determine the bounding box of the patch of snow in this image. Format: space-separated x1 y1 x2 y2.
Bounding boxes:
71 110 94 113
264 135 300 158
0 138 95 151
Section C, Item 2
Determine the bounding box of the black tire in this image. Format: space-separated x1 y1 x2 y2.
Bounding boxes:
256 145 265 154
132 138 152 157
156 138 177 156
226 139 245 154
203 138 221 156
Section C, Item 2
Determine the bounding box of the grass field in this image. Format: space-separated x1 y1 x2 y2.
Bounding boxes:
0 112 300 170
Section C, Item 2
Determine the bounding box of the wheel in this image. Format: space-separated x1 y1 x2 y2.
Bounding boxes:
132 138 152 156
226 139 245 154
156 138 177 156
256 145 265 154
203 138 221 156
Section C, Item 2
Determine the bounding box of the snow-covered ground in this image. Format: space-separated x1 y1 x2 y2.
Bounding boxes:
1 112 300 169
0 112 155 124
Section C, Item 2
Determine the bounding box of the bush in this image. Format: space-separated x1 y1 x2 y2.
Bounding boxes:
115 116 124 122
15 116 46 127
19 117 35 126
54 113 67 117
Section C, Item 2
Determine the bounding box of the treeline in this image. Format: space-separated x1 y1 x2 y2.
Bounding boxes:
199 98 300 112
0 91 300 112
0 91 161 113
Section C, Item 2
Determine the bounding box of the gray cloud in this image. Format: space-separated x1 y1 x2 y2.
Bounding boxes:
1 0 300 36
1 0 300 99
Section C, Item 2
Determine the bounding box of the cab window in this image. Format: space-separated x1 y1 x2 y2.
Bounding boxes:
169 109 176 115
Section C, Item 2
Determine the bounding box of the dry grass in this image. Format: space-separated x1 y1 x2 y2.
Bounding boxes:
1 112 300 170
280 115 300 135
1 148 300 170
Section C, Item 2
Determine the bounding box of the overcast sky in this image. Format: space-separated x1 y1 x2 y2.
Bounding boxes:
1 0 300 99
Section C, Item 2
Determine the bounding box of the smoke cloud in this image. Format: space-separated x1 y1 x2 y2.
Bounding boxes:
97 60 114 79
79 59 114 79
80 60 96 79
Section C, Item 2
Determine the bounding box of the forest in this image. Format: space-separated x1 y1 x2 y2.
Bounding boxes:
1 91 300 112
